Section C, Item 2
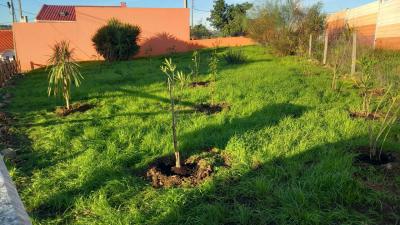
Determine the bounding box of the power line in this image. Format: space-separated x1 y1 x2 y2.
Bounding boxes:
0 3 36 15
193 8 210 13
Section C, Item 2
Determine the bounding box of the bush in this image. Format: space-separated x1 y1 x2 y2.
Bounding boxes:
223 49 247 64
191 24 212 40
248 0 325 56
92 19 141 61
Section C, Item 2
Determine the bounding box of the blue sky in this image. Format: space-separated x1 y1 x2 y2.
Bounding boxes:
1 0 375 26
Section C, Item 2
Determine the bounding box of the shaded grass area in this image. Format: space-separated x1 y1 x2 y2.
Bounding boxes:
3 46 400 224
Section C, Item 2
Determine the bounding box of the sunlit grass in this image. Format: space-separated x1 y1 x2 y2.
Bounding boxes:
4 46 400 224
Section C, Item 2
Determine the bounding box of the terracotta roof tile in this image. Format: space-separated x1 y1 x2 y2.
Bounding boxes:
0 30 13 52
36 5 76 21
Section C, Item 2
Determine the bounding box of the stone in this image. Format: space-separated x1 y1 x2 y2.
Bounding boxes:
0 156 32 225
0 149 16 160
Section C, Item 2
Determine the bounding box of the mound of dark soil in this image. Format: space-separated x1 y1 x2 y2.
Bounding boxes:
354 147 396 166
0 112 14 146
146 149 229 188
190 81 210 88
195 103 230 115
55 103 94 117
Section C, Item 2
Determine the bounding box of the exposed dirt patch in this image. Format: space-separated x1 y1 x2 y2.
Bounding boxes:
369 88 386 96
146 149 229 188
349 111 382 120
195 103 230 115
55 103 95 117
353 148 400 224
354 147 396 166
189 81 210 88
353 147 400 190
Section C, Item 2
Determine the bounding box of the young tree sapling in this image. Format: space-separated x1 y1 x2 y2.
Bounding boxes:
160 58 183 170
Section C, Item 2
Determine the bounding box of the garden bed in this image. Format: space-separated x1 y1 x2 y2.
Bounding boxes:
189 81 210 88
194 103 230 114
4 46 400 224
146 149 229 188
349 111 382 120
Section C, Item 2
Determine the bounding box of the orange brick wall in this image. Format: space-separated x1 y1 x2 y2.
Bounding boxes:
13 7 190 71
327 0 400 50
13 7 255 71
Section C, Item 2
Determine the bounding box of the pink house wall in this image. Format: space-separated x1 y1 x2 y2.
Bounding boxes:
13 7 190 71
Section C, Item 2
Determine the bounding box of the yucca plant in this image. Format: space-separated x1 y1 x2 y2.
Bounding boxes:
369 86 400 161
161 58 182 169
356 56 378 114
48 41 83 110
175 71 191 92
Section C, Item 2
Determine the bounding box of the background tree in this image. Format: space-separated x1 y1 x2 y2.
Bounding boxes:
208 0 252 37
92 19 141 61
48 41 83 110
191 24 213 40
248 0 326 55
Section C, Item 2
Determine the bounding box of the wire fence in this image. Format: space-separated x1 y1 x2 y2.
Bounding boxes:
307 29 400 89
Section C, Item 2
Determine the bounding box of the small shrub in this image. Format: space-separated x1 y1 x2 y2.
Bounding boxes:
47 41 83 110
191 24 213 40
355 56 378 113
92 19 141 61
329 26 353 90
223 49 247 64
175 71 191 91
191 51 201 81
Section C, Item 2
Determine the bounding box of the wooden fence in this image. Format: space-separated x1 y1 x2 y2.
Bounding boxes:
0 61 20 87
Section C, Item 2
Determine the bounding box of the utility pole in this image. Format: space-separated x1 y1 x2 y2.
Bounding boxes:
6 0 18 64
18 0 23 21
7 0 17 23
191 0 194 28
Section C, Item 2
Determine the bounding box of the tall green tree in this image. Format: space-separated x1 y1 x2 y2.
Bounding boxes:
208 0 252 37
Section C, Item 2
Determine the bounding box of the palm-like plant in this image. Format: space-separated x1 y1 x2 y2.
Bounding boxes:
161 58 182 169
48 41 83 110
369 87 400 160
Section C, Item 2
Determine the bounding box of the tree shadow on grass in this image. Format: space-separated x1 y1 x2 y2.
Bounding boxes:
155 136 400 225
26 103 308 222
180 103 309 156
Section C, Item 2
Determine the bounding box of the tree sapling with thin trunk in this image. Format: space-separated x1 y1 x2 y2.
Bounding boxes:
209 49 219 105
160 58 184 172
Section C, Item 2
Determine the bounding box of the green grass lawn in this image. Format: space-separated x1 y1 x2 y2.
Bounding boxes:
3 46 400 224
